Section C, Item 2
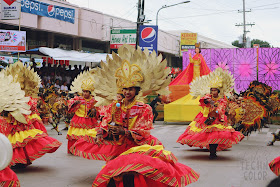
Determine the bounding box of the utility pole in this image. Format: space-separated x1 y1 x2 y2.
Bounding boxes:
235 0 255 48
136 0 145 49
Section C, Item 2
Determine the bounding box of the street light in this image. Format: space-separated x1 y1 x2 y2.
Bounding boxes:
156 1 190 26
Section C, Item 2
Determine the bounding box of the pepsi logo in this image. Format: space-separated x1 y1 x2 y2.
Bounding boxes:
141 27 156 43
47 5 55 16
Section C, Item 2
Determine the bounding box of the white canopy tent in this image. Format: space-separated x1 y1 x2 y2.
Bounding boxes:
39 47 112 66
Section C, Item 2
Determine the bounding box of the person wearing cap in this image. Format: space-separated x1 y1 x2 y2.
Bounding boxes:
66 79 99 153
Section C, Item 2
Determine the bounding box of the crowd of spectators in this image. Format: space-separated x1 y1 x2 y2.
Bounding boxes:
32 61 90 91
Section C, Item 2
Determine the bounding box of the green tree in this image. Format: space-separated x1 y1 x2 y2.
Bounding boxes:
251 39 271 48
232 39 271 48
232 40 243 48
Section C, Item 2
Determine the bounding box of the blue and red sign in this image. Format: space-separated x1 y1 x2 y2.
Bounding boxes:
139 25 158 53
21 0 75 24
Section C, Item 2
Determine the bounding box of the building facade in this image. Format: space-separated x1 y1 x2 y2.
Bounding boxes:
0 0 235 68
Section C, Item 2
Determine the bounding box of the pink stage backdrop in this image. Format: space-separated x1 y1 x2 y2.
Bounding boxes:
182 48 279 92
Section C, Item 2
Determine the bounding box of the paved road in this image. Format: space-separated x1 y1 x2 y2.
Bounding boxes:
14 122 280 187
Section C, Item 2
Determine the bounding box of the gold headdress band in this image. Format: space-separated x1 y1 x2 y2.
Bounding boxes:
81 79 95 92
209 76 223 89
117 87 123 94
195 43 200 48
115 60 144 88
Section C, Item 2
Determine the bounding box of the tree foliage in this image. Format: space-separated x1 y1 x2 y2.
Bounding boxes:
232 39 271 48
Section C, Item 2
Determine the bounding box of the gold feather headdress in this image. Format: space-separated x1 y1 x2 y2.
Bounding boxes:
70 71 95 94
4 61 41 98
93 44 171 106
0 73 31 124
190 67 235 97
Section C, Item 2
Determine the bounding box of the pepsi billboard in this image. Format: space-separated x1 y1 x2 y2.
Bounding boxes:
139 25 158 54
21 0 75 24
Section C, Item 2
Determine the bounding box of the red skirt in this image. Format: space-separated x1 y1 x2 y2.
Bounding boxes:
66 115 98 141
0 167 20 187
177 112 244 151
11 136 61 165
70 135 162 161
92 152 199 187
269 156 280 176
28 114 47 134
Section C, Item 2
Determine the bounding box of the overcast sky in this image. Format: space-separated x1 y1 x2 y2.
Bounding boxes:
67 0 280 47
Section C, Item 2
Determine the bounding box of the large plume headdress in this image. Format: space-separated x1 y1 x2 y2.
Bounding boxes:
93 44 171 106
190 67 235 97
0 73 31 124
70 71 95 94
4 61 41 98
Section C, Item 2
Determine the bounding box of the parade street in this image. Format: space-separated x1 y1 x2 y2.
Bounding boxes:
14 122 279 187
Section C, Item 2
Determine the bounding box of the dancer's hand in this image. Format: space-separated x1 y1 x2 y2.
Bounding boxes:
109 126 125 135
96 134 103 143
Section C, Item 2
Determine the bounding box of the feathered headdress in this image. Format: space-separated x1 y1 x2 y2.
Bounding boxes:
0 73 31 124
70 71 95 94
115 60 143 88
93 44 171 106
190 67 235 97
4 62 41 98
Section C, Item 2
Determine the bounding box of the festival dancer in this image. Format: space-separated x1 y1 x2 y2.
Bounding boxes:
4 62 48 134
1 62 61 168
177 68 244 159
66 71 99 153
0 133 20 187
70 44 171 161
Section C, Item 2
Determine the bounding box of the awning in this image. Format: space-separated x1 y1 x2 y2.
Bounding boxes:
39 47 111 62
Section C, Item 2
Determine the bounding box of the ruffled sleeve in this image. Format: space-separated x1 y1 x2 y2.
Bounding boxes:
216 97 227 121
68 96 82 113
199 94 212 107
128 103 154 144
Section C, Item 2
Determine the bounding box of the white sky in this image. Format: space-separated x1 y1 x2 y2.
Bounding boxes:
67 0 280 47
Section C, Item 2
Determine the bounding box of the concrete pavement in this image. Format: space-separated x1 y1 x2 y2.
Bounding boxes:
14 122 280 187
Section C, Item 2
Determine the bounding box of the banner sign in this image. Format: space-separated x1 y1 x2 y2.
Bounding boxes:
0 30 26 52
110 29 136 49
0 56 43 67
1 0 21 20
21 0 75 24
180 33 197 56
139 25 158 54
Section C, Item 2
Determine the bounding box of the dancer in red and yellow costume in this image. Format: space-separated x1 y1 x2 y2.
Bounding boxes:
4 62 47 134
0 63 61 168
66 72 98 153
177 68 244 159
0 133 20 187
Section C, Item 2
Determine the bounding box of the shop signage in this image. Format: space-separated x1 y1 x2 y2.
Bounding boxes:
21 0 75 24
1 0 21 20
139 25 158 54
0 29 26 52
180 33 197 56
110 29 136 49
